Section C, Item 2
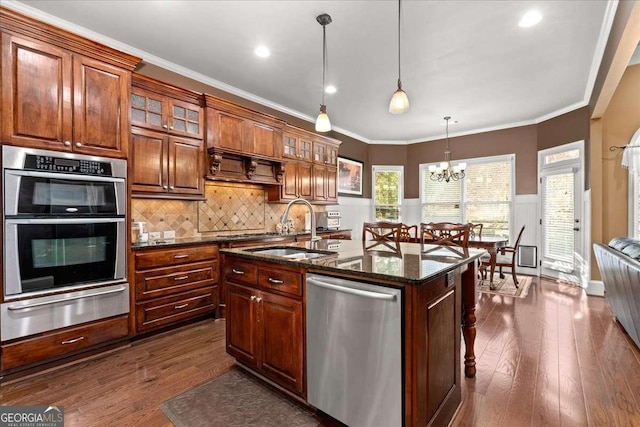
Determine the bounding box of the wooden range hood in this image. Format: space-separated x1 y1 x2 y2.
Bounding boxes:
206 148 285 185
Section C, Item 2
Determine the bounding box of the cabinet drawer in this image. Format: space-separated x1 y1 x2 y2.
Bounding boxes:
135 245 217 269
223 260 258 287
136 288 215 333
136 260 218 300
1 316 128 371
258 267 303 297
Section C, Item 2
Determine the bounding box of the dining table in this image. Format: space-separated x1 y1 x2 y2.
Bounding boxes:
467 235 509 284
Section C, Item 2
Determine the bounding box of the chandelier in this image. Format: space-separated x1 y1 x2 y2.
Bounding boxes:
428 116 466 182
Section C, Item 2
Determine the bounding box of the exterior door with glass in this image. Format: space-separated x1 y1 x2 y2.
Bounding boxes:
538 143 584 283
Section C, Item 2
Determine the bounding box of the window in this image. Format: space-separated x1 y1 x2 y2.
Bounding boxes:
373 166 403 222
420 155 514 237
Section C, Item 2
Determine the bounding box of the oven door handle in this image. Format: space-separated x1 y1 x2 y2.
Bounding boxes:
5 217 125 225
4 169 125 183
6 285 127 311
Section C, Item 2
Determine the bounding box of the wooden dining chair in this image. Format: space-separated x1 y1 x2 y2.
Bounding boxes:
399 224 418 242
362 221 402 243
420 222 471 248
468 223 483 239
481 225 526 287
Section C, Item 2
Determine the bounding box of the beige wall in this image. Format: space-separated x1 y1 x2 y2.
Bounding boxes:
591 64 640 279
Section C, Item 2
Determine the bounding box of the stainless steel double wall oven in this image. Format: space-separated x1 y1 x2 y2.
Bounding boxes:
2 146 129 342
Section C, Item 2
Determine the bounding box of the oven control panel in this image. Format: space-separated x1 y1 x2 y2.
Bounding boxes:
24 154 112 176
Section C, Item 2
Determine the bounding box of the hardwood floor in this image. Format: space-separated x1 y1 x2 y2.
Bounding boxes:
1 277 638 427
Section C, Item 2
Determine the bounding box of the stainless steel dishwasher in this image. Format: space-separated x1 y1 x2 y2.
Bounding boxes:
306 274 402 427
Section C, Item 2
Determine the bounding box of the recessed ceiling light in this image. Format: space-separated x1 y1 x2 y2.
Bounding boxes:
325 85 337 94
254 46 270 58
519 10 543 28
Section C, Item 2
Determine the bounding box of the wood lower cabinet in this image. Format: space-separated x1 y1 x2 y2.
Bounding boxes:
134 244 218 334
0 18 138 158
224 256 304 395
1 315 129 372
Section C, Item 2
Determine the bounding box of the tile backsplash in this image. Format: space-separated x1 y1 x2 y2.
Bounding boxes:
131 182 324 238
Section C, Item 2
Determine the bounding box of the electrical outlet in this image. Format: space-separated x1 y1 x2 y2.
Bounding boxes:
149 232 161 241
163 230 175 239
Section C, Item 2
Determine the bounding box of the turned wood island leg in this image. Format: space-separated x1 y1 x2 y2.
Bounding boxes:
461 260 478 378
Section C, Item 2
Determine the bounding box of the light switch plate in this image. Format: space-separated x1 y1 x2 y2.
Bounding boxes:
149 232 161 240
163 230 176 239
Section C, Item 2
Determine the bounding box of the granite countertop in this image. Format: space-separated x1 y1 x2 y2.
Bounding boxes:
220 239 486 285
131 229 351 250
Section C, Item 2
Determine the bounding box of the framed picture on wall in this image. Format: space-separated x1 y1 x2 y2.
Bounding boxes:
338 157 363 196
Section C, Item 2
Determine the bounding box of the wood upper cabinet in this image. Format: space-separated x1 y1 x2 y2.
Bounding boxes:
312 138 339 166
312 165 338 204
1 32 134 158
130 75 205 199
130 84 204 139
205 94 285 160
131 127 204 198
283 131 313 162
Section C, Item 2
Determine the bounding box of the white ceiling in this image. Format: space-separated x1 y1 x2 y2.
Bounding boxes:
7 0 615 143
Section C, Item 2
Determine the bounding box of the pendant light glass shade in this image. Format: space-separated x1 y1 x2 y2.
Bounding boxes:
389 0 409 114
315 105 331 132
316 14 332 132
389 80 410 114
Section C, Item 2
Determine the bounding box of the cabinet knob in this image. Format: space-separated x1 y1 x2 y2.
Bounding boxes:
170 185 175 190
76 142 82 147
163 185 168 189
255 297 262 303
250 295 257 301
163 124 168 129
64 140 72 147
169 126 174 130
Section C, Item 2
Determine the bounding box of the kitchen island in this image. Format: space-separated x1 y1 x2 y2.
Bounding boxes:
220 239 485 427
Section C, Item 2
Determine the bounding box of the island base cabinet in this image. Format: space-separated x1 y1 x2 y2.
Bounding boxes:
225 282 304 396
408 269 462 427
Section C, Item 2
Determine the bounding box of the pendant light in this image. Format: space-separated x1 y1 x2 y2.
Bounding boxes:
315 13 332 132
389 0 409 114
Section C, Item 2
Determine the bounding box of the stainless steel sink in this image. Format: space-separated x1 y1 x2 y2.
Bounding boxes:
247 247 334 260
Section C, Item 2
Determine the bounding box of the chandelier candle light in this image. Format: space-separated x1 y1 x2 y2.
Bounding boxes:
389 0 409 114
315 13 332 132
429 116 466 182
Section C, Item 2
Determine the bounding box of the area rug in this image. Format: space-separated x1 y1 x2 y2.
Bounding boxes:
479 274 532 298
160 368 319 427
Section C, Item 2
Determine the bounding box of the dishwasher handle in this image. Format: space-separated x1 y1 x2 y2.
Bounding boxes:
307 277 397 301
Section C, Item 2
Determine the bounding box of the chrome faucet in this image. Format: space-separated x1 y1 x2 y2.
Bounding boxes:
281 198 321 242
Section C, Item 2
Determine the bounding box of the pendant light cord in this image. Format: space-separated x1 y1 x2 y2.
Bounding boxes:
322 23 327 106
397 0 402 84
445 116 450 150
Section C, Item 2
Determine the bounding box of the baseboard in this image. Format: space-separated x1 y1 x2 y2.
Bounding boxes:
586 280 605 296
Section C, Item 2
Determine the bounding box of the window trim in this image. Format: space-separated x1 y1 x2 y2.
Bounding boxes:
419 153 515 237
372 165 404 222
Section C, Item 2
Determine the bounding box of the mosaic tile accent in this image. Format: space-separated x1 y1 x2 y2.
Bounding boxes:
198 183 266 233
132 183 326 238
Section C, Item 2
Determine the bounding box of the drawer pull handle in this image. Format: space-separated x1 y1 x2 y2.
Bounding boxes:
174 303 189 310
61 336 85 345
232 269 245 275
268 277 284 285
174 275 189 281
174 254 189 259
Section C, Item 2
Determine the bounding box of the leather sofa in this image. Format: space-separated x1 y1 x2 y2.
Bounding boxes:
594 237 640 349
